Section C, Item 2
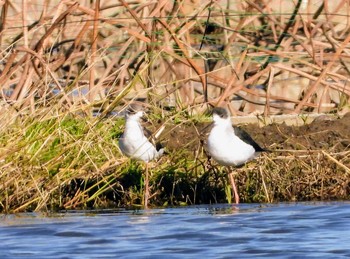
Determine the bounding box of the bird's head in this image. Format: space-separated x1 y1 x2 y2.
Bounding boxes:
212 107 230 125
125 103 145 121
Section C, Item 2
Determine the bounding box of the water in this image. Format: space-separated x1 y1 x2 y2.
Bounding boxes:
1 202 350 258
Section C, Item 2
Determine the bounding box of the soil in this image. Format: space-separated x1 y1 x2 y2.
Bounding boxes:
164 112 350 155
152 112 350 204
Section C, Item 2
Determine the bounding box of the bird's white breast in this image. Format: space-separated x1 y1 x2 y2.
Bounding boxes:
119 120 159 162
207 124 256 166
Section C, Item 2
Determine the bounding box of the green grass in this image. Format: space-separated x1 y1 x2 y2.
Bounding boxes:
1 106 349 213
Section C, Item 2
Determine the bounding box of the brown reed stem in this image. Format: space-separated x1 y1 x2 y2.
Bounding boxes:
89 0 100 103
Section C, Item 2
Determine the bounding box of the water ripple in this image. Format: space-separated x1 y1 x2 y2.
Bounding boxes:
1 202 350 258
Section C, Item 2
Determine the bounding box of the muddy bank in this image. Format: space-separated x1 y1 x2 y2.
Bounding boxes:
165 112 350 153
156 112 350 204
1 112 350 213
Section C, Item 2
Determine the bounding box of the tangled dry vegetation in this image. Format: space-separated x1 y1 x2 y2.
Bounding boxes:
0 108 349 213
0 0 350 212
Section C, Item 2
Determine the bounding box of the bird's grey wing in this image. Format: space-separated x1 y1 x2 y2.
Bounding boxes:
143 126 153 139
142 124 165 152
233 127 265 152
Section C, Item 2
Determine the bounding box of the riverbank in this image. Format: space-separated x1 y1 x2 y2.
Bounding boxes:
1 108 349 213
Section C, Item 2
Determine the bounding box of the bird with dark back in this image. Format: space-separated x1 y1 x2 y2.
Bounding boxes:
119 103 164 209
207 107 267 204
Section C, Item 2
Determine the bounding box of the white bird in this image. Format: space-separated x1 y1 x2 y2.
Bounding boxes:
207 107 266 204
119 103 164 208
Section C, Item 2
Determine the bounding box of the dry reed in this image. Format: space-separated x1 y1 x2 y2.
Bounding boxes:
0 0 350 212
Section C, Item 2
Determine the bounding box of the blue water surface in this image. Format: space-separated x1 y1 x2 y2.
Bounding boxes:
1 202 350 258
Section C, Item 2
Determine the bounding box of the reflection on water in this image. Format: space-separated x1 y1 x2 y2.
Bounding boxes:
1 202 350 258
